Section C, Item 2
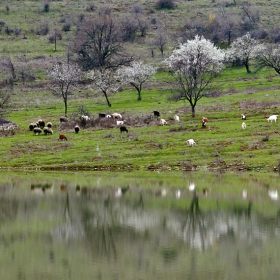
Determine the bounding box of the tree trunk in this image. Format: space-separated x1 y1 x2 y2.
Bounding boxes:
103 91 111 107
244 60 251 74
191 105 196 118
64 99 68 116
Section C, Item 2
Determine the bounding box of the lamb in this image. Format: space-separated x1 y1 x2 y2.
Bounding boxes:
33 127 42 135
46 122 52 128
60 116 68 123
74 125 80 134
153 111 160 117
241 114 246 120
242 122 246 129
112 112 122 119
120 126 128 133
159 119 168 125
186 139 196 146
116 120 126 126
43 127 53 135
106 114 112 118
38 119 45 128
267 115 278 122
81 115 90 122
29 122 37 131
174 115 180 122
58 134 67 141
201 117 208 128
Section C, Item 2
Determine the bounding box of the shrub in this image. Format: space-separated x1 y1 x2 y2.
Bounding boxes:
86 4 96 12
156 0 175 9
62 22 71 32
43 1 50 13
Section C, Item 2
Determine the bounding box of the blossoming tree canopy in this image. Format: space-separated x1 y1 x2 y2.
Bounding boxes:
165 35 225 117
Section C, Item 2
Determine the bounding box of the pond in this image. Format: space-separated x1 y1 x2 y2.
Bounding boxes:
0 171 280 280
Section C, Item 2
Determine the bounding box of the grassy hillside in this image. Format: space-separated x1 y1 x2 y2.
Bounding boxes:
0 1 279 172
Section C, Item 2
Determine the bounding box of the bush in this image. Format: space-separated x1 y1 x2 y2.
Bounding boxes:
156 0 175 9
62 22 71 32
86 4 96 12
43 2 50 13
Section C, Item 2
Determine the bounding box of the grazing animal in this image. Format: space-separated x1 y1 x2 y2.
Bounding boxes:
120 126 128 133
186 139 196 146
153 111 160 117
60 116 68 123
29 122 37 131
159 118 168 125
112 112 122 119
33 127 42 135
58 134 67 141
38 119 45 128
43 127 53 135
241 114 246 120
174 115 180 122
242 122 246 129
74 125 80 134
116 120 126 126
46 122 52 128
267 115 278 122
98 113 106 118
81 115 90 122
201 117 208 128
106 114 112 118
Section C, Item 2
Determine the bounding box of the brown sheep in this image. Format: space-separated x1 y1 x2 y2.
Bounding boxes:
58 134 67 141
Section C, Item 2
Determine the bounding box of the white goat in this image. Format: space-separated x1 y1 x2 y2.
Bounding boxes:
112 113 122 119
186 139 196 146
116 120 126 126
81 115 90 121
242 122 246 129
267 115 278 122
160 119 168 125
174 115 180 122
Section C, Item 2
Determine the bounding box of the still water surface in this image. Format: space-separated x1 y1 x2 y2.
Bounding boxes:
0 171 280 280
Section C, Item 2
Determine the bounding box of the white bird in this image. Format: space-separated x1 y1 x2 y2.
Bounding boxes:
242 122 246 129
189 182 196 191
268 190 278 200
242 189 247 199
175 190 181 199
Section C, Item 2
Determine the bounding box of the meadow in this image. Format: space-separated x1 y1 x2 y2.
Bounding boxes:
0 0 279 172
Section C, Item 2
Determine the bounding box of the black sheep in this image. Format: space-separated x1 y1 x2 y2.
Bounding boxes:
99 113 106 118
74 125 80 134
153 111 160 117
120 126 128 133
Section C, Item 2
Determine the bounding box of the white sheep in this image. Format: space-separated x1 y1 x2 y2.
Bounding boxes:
174 115 180 122
242 122 246 129
106 114 112 118
112 113 122 119
159 119 168 125
186 139 196 146
267 115 278 122
241 114 246 120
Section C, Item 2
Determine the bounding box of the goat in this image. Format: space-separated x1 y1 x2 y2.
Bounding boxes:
58 134 67 141
153 111 160 117
159 119 168 125
242 122 246 129
186 139 196 146
174 115 180 122
38 119 45 128
81 115 90 121
120 126 128 133
74 125 80 134
46 122 52 128
112 112 122 119
116 120 126 126
33 127 42 135
241 114 246 120
98 113 106 118
43 127 53 135
267 115 278 122
60 116 68 123
29 122 37 131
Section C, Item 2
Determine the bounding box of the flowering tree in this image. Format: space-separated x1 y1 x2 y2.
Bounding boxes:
48 63 81 116
116 61 156 101
226 33 257 73
87 68 118 107
253 43 280 74
165 35 225 117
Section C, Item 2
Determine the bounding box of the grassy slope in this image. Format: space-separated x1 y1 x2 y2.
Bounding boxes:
0 1 279 171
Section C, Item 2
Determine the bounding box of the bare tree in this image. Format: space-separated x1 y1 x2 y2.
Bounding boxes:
48 62 81 116
0 90 11 116
165 36 225 117
87 68 118 107
70 13 133 71
116 61 156 101
150 30 168 58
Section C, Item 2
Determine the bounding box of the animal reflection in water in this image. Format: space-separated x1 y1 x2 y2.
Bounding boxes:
31 183 54 195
